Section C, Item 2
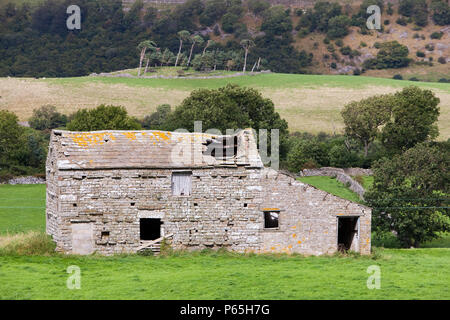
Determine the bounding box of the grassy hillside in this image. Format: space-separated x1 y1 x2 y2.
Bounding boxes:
297 176 363 203
1 72 449 138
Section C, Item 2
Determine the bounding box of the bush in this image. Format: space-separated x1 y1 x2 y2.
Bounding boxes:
431 0 450 25
438 78 449 83
339 46 351 56
328 144 361 167
416 51 425 57
67 105 142 131
29 105 67 131
425 44 434 51
141 104 171 130
371 231 402 248
363 41 410 69
0 232 56 256
286 139 329 172
393 74 403 80
335 39 343 47
396 17 408 25
409 77 419 81
430 31 443 39
330 62 337 69
353 68 361 75
326 15 351 39
437 57 447 64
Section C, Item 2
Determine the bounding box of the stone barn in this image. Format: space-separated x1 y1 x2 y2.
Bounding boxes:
46 129 371 255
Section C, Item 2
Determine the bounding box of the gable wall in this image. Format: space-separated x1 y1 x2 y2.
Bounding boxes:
259 169 371 255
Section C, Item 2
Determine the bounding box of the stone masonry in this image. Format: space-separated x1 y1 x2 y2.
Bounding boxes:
46 129 371 255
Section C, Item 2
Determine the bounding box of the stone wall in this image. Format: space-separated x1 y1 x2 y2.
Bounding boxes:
48 166 264 255
260 169 371 255
299 167 372 199
48 165 371 255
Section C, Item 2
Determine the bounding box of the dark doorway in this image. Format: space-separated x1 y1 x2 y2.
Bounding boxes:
140 218 162 240
337 217 359 252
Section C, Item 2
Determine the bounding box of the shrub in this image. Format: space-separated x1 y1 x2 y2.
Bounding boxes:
416 51 425 57
363 41 410 69
353 68 361 75
431 0 450 25
384 19 390 25
360 41 367 47
330 62 337 69
0 232 56 256
425 44 434 51
409 77 419 81
286 139 329 172
328 144 361 168
437 56 447 64
335 39 343 47
393 74 403 80
387 3 394 15
29 105 67 131
340 46 351 56
430 31 443 39
371 231 402 248
141 104 171 130
323 37 330 44
438 78 449 83
327 15 351 39
396 17 408 25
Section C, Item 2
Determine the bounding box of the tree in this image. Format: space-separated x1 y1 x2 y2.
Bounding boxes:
248 0 270 16
0 110 24 162
161 48 175 66
28 105 67 131
164 84 289 156
240 39 255 72
175 30 190 67
137 40 157 76
187 35 204 67
141 104 171 129
431 0 450 25
202 39 215 56
286 139 329 172
67 105 142 131
363 41 411 69
365 143 450 248
326 15 351 39
381 86 440 154
341 95 393 157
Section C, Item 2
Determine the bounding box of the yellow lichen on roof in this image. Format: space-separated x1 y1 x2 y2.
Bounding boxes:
69 132 110 148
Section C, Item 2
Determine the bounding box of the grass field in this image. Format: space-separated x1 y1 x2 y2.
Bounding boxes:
1 248 450 299
0 184 45 235
1 72 449 138
0 184 449 300
297 176 364 203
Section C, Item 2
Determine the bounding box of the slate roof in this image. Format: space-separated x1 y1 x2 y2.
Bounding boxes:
50 129 264 170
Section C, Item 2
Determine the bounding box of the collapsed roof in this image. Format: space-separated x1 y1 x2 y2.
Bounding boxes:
50 129 264 170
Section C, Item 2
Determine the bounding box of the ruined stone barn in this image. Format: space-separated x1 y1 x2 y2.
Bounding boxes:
46 129 371 255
